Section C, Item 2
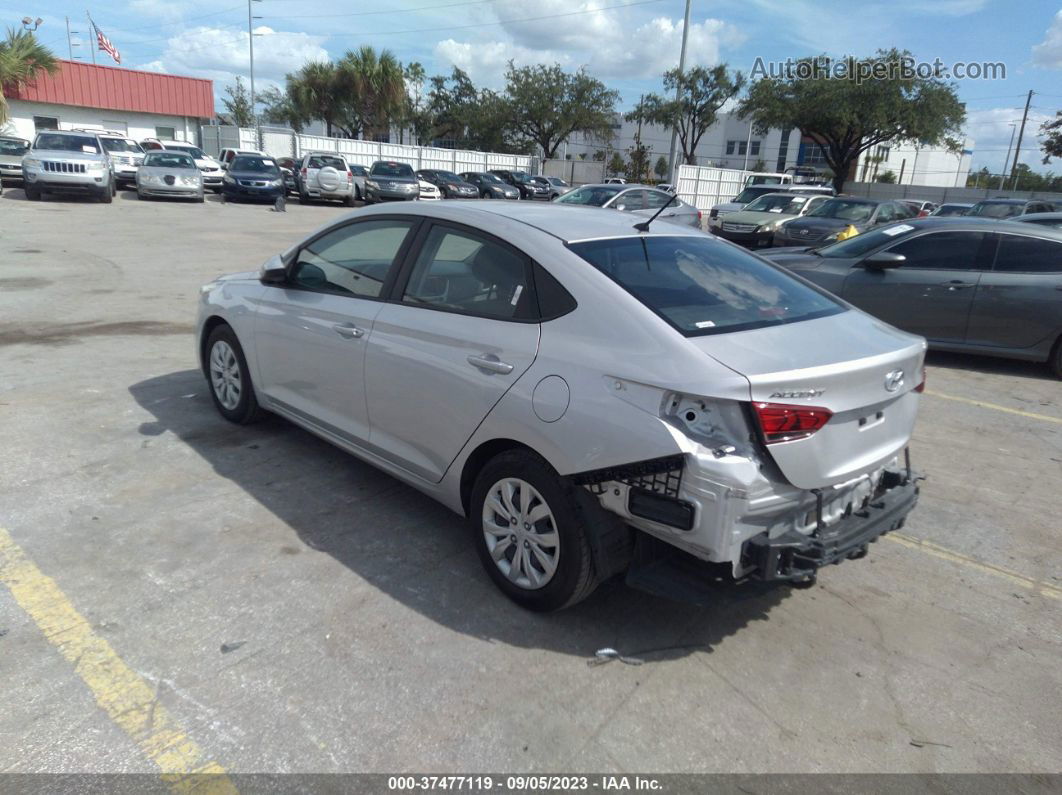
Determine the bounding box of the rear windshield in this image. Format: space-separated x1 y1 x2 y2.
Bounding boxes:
231 155 280 174
968 201 1023 218
102 138 144 154
808 198 876 221
371 161 415 178
557 185 623 206
743 194 810 214
308 155 346 170
35 134 100 153
144 152 196 169
568 236 844 336
0 138 29 155
166 144 205 158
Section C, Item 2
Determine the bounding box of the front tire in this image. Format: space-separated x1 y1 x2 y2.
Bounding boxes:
205 325 265 424
25 183 40 201
1050 336 1062 379
99 179 113 203
470 450 597 611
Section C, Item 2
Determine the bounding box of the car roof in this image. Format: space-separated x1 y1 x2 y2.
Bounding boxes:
1012 212 1062 221
345 199 703 243
875 216 1062 238
974 198 1027 204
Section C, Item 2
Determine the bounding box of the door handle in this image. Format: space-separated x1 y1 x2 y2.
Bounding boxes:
467 354 514 374
331 323 364 339
939 280 975 290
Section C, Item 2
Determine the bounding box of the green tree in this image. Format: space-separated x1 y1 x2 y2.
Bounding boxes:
504 62 619 158
750 158 767 172
259 85 305 132
633 65 744 167
221 76 254 127
625 141 651 182
427 68 527 153
336 46 406 139
286 61 344 137
402 61 433 145
653 155 669 179
875 170 897 183
738 49 965 193
1041 111 1062 163
606 152 625 176
0 28 58 124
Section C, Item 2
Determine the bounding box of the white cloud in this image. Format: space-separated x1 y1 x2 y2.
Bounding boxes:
964 106 1052 171
1032 10 1062 69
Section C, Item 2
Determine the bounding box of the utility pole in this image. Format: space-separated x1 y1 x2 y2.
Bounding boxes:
667 0 691 184
85 12 96 64
65 17 74 59
1009 90 1033 192
742 124 753 171
1000 123 1017 190
248 0 256 128
954 138 966 187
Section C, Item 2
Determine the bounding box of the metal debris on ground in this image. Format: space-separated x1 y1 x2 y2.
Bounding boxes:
588 647 645 667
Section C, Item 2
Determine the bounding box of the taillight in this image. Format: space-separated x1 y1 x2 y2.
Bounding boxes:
347 170 353 182
300 167 307 177
752 402 833 444
697 210 703 221
914 367 926 393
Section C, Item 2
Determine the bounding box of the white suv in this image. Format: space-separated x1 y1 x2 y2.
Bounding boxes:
297 152 356 206
73 129 144 189
22 130 116 203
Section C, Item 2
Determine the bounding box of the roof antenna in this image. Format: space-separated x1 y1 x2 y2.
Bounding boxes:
634 191 679 232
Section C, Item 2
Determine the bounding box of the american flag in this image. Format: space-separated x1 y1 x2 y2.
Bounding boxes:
94 22 121 65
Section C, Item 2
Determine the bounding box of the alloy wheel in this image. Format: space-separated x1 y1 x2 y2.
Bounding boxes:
481 478 560 590
209 340 242 410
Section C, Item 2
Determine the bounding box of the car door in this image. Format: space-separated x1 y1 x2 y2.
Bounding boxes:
965 232 1062 350
840 230 990 342
364 222 541 482
253 217 419 445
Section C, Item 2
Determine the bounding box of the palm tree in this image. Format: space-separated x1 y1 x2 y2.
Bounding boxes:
288 61 343 137
0 28 59 124
336 46 405 140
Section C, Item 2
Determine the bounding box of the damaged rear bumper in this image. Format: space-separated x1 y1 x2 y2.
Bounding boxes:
742 475 919 582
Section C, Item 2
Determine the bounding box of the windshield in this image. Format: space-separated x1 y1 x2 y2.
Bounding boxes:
549 177 568 186
431 170 461 182
230 155 280 174
100 138 144 154
747 175 784 185
934 205 970 217
371 161 415 178
557 185 623 207
478 173 503 184
35 134 100 154
732 187 776 204
0 138 29 156
743 194 810 214
808 198 875 222
166 144 206 158
143 152 196 169
815 223 918 258
968 201 1023 218
569 236 844 336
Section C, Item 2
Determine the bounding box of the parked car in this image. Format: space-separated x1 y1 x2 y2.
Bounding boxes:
773 198 916 247
555 183 701 228
900 199 938 217
136 151 204 202
297 152 356 206
490 169 550 200
349 164 369 200
81 131 146 189
656 183 676 194
929 202 973 217
530 175 573 200
418 179 441 200
604 177 627 184
218 148 266 169
161 141 225 193
221 154 284 203
708 185 804 229
275 157 299 194
712 192 830 248
763 217 1062 376
22 130 115 203
0 135 30 183
197 201 925 610
460 171 519 199
416 169 479 199
365 160 419 203
139 138 166 151
966 198 1056 219
1011 212 1062 230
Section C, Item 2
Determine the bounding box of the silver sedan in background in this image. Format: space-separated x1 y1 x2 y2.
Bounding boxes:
197 202 924 611
554 183 702 227
136 151 204 202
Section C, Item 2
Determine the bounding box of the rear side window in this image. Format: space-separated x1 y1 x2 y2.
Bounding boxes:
292 220 415 298
992 234 1062 274
403 226 533 320
569 236 844 336
886 231 985 270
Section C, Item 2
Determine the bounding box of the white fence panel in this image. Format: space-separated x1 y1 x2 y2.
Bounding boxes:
261 129 295 159
677 164 753 211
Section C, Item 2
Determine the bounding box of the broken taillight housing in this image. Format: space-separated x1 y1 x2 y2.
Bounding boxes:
914 367 926 393
752 402 833 444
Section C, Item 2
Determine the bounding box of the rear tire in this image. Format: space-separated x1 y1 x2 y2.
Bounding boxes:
470 450 598 612
205 325 265 425
197 190 205 203
299 189 310 205
25 184 40 201
1050 336 1062 378
344 193 355 207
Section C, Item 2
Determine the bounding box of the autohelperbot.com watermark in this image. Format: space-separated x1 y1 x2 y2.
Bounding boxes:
750 55 1006 83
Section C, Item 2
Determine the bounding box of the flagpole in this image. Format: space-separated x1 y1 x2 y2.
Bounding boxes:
86 11 97 64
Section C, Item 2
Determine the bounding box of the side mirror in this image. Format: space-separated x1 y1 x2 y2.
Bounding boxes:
614 203 627 211
259 254 288 284
862 251 906 270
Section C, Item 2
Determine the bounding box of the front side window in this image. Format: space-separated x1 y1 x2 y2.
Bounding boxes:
885 231 985 270
992 234 1062 273
403 226 531 320
569 236 844 336
645 190 677 209
557 185 623 207
291 220 415 297
611 190 647 211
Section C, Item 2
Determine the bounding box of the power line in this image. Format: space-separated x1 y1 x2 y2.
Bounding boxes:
268 0 499 20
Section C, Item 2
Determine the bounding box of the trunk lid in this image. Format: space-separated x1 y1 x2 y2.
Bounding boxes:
690 310 926 489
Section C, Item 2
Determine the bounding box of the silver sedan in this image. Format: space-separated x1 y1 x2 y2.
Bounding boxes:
197 201 924 610
554 183 701 227
136 151 204 202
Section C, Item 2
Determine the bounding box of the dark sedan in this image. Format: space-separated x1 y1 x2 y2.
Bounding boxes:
762 217 1062 376
489 169 550 200
773 197 917 247
459 171 519 199
221 154 285 202
416 169 479 199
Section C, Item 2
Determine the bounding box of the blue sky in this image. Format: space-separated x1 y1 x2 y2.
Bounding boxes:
8 0 1062 173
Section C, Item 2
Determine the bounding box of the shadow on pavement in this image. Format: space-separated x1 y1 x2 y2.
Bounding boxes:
926 349 1055 381
130 369 789 661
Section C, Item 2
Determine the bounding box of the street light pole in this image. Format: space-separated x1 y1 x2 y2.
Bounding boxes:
1009 89 1033 192
667 0 692 184
999 123 1016 190
248 0 256 126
